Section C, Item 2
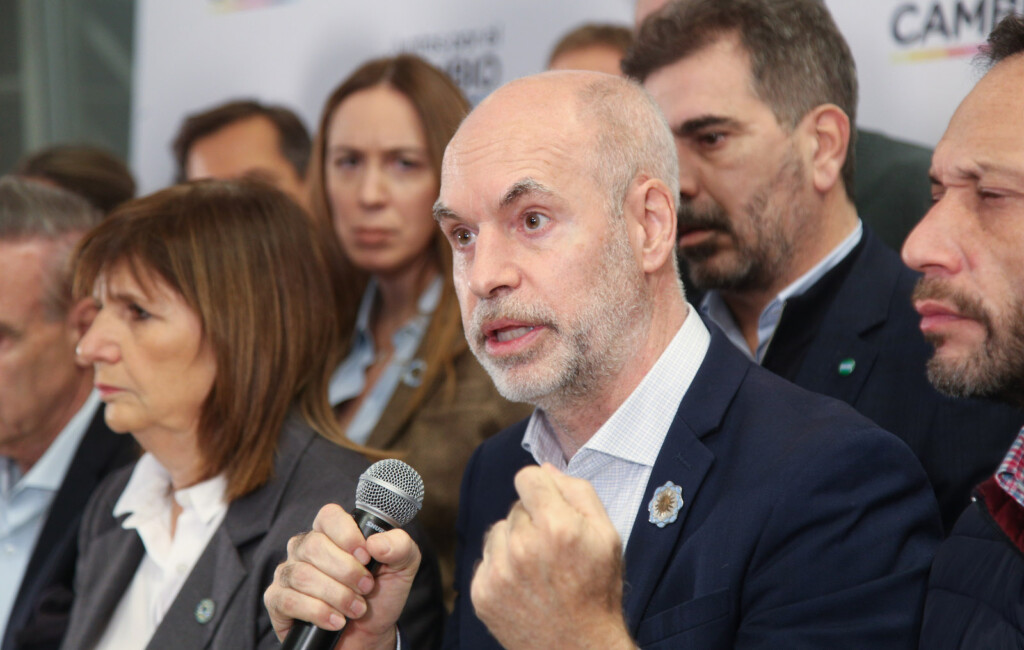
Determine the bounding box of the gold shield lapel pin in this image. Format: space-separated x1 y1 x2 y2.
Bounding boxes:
648 481 684 528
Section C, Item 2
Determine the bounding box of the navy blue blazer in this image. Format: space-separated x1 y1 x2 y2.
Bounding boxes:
444 326 942 649
761 228 1022 532
2 407 137 650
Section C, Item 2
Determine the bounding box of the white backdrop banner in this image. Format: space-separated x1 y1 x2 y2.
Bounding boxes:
132 0 1021 193
131 0 633 193
825 0 1019 146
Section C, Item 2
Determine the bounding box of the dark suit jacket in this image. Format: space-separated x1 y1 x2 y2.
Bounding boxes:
761 228 1023 532
2 406 136 650
365 343 531 606
920 478 1024 648
444 325 942 649
61 416 444 650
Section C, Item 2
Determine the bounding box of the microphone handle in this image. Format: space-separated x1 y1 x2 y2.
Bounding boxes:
279 510 394 650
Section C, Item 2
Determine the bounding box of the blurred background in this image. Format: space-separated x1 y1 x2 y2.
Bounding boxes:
0 0 134 173
0 0 1003 192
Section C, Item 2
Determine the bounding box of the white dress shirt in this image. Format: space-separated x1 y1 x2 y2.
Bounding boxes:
0 391 100 640
701 220 863 363
94 453 227 650
521 307 710 550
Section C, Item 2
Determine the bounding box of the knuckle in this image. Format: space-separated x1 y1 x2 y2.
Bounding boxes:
286 531 309 557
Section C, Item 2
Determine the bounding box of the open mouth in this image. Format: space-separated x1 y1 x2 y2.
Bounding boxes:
492 325 536 343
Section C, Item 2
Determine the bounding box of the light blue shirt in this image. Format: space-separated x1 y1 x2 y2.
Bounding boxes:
0 391 100 639
701 221 863 363
522 307 710 550
328 276 442 445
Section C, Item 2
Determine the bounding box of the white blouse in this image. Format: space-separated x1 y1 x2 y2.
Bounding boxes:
94 452 228 650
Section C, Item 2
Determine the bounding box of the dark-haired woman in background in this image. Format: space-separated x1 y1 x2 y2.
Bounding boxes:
309 55 531 605
61 181 443 649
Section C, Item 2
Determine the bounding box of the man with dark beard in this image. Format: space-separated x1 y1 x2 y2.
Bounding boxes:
263 71 941 649
904 15 1024 648
623 0 1022 532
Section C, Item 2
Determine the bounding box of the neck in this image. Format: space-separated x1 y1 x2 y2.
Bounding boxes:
371 255 439 346
721 195 858 355
4 369 94 475
132 425 206 492
544 285 688 458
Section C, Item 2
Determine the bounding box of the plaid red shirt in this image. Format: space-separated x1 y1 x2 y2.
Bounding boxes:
995 427 1024 507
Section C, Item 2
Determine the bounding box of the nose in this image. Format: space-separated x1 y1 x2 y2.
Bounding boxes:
676 143 700 201
464 227 520 299
901 195 964 278
358 164 388 208
76 308 120 365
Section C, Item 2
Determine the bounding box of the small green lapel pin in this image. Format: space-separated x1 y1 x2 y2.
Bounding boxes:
838 358 856 376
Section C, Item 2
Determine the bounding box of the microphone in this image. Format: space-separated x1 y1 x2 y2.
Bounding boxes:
281 458 424 650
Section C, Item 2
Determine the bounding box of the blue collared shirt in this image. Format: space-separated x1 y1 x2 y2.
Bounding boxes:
521 307 710 550
0 391 101 639
701 221 863 363
328 276 442 445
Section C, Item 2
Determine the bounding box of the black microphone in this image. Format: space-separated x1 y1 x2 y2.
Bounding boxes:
281 458 424 650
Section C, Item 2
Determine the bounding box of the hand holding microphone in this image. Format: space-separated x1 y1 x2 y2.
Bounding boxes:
266 459 424 650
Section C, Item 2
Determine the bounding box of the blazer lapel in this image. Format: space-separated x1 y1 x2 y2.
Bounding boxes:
791 231 895 406
367 380 417 450
621 328 747 634
147 528 246 650
366 336 435 450
75 527 145 649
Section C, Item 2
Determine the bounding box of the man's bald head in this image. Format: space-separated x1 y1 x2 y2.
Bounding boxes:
446 71 678 220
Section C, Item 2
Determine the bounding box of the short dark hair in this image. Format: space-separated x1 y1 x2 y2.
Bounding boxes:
171 100 311 183
982 13 1024 66
623 0 858 199
548 23 635 68
16 145 136 214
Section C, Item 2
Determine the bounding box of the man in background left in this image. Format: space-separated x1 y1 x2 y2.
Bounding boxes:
172 99 312 210
0 177 136 650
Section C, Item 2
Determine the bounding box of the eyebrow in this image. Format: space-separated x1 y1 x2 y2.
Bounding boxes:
499 178 556 208
931 161 1024 185
675 115 740 137
432 199 456 223
328 144 427 156
432 177 558 224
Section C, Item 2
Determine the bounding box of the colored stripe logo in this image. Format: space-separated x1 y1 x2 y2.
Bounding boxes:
891 43 982 63
208 0 295 13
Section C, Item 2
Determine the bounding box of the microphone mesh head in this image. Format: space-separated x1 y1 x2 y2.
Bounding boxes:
355 459 424 528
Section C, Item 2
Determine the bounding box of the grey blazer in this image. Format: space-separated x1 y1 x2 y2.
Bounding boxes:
61 416 444 650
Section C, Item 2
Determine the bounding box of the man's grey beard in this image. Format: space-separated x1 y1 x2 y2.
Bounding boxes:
914 277 1024 408
466 222 650 411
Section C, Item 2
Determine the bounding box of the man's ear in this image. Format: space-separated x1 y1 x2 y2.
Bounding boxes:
628 176 677 274
801 104 850 194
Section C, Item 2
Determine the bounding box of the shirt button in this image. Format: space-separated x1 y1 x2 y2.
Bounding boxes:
3 544 16 555
177 563 189 575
